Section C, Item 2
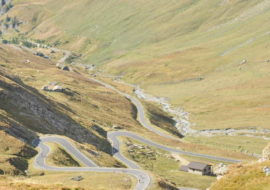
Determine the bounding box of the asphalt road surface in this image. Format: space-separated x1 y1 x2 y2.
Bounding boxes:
91 78 182 140
34 136 151 190
108 131 240 164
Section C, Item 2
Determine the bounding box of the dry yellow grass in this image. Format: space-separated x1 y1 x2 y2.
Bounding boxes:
210 161 270 190
46 142 81 167
0 172 135 190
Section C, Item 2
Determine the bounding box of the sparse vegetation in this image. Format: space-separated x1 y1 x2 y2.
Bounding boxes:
22 40 37 48
47 143 81 167
0 124 36 176
210 161 270 190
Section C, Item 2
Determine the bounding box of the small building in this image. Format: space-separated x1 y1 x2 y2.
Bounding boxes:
180 162 212 176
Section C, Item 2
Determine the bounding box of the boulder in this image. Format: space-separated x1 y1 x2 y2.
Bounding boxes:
259 143 270 162
56 63 62 69
56 63 71 71
213 163 228 176
52 85 64 92
263 166 270 176
62 65 70 71
240 59 247 65
41 83 65 93
85 64 95 71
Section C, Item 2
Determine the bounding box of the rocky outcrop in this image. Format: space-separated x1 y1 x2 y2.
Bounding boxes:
42 82 76 96
263 166 270 176
213 163 228 177
259 143 270 162
42 84 65 93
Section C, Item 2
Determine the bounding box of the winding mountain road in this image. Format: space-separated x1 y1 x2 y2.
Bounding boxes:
108 131 240 164
33 136 150 190
32 47 241 190
90 78 180 140
89 78 238 162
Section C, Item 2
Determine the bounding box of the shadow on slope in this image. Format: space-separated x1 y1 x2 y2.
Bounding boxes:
0 70 112 153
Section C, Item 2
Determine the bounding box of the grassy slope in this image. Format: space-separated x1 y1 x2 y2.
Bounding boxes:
210 161 270 190
0 127 36 175
46 142 81 167
0 41 255 188
143 101 182 137
0 44 138 188
10 42 255 159
185 135 268 156
1 1 270 188
0 43 140 165
7 0 270 131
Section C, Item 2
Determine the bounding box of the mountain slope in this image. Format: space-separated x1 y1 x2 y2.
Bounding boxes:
0 43 142 175
211 144 270 190
6 0 270 131
1 1 270 189
210 161 270 190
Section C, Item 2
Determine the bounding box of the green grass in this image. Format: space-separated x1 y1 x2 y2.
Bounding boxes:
185 135 268 156
6 0 270 132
